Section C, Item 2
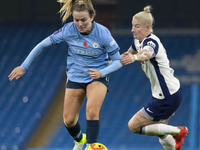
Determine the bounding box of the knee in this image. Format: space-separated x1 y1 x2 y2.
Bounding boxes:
63 114 76 127
86 107 99 120
128 120 140 134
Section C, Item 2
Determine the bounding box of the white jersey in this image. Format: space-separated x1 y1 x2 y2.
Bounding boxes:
130 33 180 99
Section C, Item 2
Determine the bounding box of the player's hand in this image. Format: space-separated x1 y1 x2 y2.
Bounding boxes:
8 66 25 81
120 52 135 65
87 68 101 79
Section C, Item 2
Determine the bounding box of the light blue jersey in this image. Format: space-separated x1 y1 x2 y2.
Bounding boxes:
50 21 120 83
21 21 122 83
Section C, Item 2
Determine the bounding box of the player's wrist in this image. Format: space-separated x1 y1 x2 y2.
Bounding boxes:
133 54 138 61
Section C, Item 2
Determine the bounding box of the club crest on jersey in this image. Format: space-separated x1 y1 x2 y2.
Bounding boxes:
83 41 88 47
147 41 156 48
93 42 99 48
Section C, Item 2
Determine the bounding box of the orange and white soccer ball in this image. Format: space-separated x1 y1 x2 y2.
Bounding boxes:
87 143 108 150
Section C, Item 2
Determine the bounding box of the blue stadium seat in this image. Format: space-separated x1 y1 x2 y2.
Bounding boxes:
0 25 66 150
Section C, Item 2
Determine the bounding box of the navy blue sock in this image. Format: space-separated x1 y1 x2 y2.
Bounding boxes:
158 135 167 138
65 122 82 142
139 127 144 134
86 120 99 144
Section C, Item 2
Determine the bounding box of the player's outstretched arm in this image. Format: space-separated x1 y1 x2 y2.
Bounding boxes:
8 36 53 82
121 52 136 65
8 66 25 81
121 49 151 65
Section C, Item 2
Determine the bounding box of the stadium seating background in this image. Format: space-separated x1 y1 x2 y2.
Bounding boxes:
0 25 199 150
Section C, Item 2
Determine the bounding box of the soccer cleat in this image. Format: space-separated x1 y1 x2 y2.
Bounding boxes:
173 126 188 150
84 144 89 150
73 133 87 150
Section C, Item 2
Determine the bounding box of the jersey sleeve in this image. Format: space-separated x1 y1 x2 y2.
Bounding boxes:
101 28 120 57
142 38 159 58
50 23 70 44
21 36 53 70
100 51 123 77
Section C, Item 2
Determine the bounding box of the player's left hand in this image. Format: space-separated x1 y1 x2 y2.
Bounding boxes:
87 68 101 79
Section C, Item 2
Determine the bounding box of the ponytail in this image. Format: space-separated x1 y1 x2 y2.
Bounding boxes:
58 0 73 23
58 0 96 23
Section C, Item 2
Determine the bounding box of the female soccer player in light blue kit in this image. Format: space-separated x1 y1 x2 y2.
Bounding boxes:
8 0 123 149
121 6 188 150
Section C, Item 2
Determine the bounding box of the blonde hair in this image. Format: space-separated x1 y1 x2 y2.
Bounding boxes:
58 0 96 23
133 5 154 32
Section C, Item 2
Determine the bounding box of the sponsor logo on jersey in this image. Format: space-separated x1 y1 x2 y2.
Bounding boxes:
147 41 156 48
83 41 88 47
72 48 98 56
93 42 99 48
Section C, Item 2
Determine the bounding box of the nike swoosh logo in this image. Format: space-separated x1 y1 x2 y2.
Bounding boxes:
147 108 153 113
72 40 77 44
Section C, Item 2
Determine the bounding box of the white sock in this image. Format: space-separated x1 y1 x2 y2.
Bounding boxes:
158 135 176 150
141 124 180 136
85 144 90 150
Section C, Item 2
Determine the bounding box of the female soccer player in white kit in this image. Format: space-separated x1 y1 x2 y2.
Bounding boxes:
8 0 123 150
121 5 188 150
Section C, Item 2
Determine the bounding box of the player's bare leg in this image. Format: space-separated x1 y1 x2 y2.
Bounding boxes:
85 81 107 148
63 88 86 150
128 109 188 150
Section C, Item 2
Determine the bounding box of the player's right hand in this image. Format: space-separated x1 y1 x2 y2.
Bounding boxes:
8 66 25 81
120 52 135 65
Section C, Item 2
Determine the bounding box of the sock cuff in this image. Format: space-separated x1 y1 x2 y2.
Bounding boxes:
158 135 167 139
65 122 82 142
87 120 99 126
139 127 144 134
